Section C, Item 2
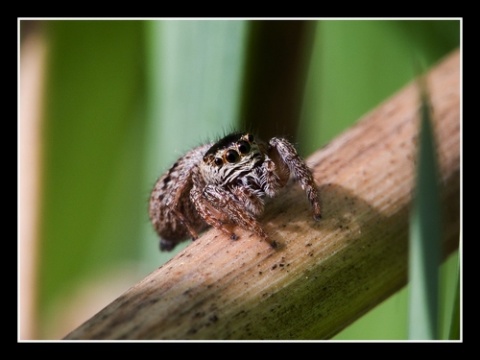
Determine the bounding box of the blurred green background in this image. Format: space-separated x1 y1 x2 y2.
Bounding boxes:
19 19 460 340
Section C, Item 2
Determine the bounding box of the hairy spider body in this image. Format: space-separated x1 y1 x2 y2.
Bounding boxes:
149 132 321 251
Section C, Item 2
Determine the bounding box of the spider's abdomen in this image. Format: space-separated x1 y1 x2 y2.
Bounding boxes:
149 143 211 249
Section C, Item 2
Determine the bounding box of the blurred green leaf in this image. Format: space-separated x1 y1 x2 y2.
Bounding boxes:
408 74 441 340
239 21 315 140
448 265 460 340
299 20 460 155
40 21 146 328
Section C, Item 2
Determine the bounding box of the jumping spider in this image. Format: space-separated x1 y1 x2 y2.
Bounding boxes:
149 132 321 251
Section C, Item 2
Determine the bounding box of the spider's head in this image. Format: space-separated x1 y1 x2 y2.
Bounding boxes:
201 132 264 185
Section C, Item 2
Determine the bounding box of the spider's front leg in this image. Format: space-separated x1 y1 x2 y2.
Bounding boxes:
190 184 277 248
268 137 322 220
190 185 237 239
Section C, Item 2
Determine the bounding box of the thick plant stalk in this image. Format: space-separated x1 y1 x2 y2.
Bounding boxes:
65 49 460 340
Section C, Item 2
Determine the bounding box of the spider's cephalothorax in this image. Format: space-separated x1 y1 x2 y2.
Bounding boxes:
149 132 321 251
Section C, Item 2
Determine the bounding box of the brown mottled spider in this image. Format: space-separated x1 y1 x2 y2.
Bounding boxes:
149 132 321 251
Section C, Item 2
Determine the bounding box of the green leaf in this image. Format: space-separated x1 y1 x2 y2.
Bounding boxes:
40 21 146 322
448 266 461 340
408 73 441 340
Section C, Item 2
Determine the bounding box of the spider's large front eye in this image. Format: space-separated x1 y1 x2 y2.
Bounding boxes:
225 150 240 163
238 140 250 154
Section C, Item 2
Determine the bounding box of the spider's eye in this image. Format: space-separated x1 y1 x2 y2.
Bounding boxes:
214 157 223 166
247 134 254 142
238 140 250 154
225 150 240 163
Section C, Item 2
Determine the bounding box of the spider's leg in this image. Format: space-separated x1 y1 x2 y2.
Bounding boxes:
192 184 276 248
268 137 322 220
191 184 238 240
